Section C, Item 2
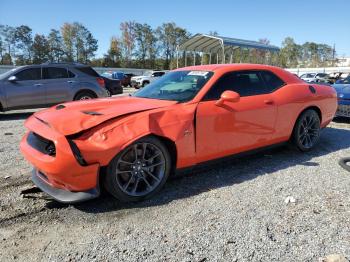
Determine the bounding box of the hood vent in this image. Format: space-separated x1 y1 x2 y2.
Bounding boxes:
56 104 66 110
81 111 103 116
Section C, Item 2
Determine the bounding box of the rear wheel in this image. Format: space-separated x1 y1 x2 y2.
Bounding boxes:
74 91 96 101
104 136 171 202
142 81 149 87
292 109 321 152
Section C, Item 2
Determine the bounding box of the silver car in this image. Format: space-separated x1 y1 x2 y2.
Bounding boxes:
0 63 110 112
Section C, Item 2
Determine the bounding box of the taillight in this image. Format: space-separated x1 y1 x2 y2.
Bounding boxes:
97 77 105 88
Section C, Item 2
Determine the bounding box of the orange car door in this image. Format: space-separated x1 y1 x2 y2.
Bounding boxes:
195 70 280 163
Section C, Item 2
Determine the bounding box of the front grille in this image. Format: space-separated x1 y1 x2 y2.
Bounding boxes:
27 132 56 156
336 104 350 117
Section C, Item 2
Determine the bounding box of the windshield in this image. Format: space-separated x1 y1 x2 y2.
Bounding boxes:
143 71 153 77
101 72 113 78
133 70 214 102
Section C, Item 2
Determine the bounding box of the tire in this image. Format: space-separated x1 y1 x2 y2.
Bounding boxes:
339 157 350 172
291 109 321 152
142 81 149 87
104 136 172 202
74 91 96 101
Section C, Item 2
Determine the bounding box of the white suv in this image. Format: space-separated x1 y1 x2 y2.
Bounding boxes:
300 73 331 83
131 70 167 88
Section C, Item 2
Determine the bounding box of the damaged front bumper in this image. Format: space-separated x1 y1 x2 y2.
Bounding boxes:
20 115 101 203
32 169 99 203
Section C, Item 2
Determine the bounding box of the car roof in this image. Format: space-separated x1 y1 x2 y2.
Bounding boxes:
177 63 286 72
176 63 303 84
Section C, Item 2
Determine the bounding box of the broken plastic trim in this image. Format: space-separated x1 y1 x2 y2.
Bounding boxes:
68 140 88 166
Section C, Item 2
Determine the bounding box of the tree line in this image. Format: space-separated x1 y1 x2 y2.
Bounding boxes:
0 22 336 69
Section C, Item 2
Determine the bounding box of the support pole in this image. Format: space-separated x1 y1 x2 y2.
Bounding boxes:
209 53 212 64
239 48 242 63
193 51 196 66
176 46 179 68
222 45 225 64
185 51 187 67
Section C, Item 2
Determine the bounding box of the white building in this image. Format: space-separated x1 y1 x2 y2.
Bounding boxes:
337 57 350 67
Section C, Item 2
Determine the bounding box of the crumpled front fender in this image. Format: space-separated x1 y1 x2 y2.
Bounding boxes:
75 103 198 168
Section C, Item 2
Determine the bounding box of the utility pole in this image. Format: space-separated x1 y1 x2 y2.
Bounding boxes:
332 44 336 67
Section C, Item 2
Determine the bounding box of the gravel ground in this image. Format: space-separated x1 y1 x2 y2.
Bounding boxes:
1 92 350 261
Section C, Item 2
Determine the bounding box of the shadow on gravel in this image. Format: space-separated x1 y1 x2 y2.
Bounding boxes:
0 112 34 121
40 126 350 214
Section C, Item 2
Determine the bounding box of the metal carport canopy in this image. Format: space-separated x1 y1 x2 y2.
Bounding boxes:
179 33 280 52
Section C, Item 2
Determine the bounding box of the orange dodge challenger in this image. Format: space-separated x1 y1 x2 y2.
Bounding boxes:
20 64 337 203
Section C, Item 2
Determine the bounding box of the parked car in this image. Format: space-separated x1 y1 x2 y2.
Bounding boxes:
0 63 110 112
100 75 123 95
102 71 135 88
102 71 125 80
333 76 350 118
329 72 346 84
300 73 332 84
20 64 337 203
131 70 167 88
123 73 136 87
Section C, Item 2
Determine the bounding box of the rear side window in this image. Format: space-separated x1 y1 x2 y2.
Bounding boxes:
68 70 75 78
260 71 285 90
75 67 99 77
15 68 41 81
43 67 68 79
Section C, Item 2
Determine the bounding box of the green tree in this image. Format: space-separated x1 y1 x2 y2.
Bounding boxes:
61 23 76 61
133 23 157 68
32 34 49 64
48 29 64 62
156 22 190 69
106 36 121 66
0 25 16 63
120 21 136 67
1 53 12 65
61 22 98 63
280 37 301 67
0 36 4 63
15 25 33 63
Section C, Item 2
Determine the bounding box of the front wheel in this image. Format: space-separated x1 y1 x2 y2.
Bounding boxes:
291 109 321 152
74 91 96 100
104 136 171 202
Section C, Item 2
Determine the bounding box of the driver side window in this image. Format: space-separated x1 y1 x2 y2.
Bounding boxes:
15 68 42 81
204 70 284 101
204 71 265 100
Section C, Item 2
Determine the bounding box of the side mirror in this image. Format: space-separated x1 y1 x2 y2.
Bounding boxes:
8 75 17 82
215 90 240 106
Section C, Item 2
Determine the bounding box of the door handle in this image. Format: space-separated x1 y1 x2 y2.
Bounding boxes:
34 83 43 87
264 99 274 105
67 81 75 83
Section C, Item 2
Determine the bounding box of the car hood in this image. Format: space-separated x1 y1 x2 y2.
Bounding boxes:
33 96 177 136
333 84 350 98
